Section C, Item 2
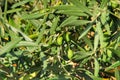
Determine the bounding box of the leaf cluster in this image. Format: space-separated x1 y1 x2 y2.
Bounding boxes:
0 0 120 80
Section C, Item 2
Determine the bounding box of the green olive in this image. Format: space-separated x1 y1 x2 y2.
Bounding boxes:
57 36 63 45
65 32 71 42
107 49 112 58
67 48 73 59
111 0 118 8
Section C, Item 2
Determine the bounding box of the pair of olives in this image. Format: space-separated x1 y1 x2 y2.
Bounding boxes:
57 32 71 45
57 32 73 59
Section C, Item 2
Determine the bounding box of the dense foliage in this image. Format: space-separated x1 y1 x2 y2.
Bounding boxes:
0 0 120 80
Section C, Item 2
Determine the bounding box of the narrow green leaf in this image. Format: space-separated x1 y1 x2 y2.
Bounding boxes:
114 37 120 49
0 7 2 17
96 22 107 48
4 0 7 20
104 23 111 35
2 8 22 14
60 17 91 27
56 10 88 16
94 58 99 77
78 24 92 40
69 0 92 15
53 5 80 10
59 16 78 27
100 11 107 25
86 70 102 80
42 0 48 8
100 11 111 35
11 0 33 8
68 20 91 26
109 10 120 19
100 0 108 8
50 16 59 34
105 61 120 71
94 32 99 51
16 41 38 47
0 23 5 37
21 12 45 20
73 51 92 61
0 37 22 55
115 68 120 80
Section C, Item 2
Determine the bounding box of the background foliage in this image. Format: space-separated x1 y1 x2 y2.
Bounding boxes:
0 0 120 80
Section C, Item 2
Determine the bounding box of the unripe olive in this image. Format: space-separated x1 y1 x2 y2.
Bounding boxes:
30 72 36 79
57 36 63 45
65 32 71 42
107 49 112 58
111 0 118 8
67 48 73 59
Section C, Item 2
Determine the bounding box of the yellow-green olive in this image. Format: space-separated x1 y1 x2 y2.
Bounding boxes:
65 32 71 42
57 36 63 45
67 48 73 59
107 49 112 58
111 0 118 8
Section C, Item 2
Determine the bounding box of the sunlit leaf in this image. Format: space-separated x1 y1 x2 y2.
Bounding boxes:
56 10 88 16
94 32 99 51
16 41 38 47
0 23 5 37
67 20 91 26
2 8 22 14
60 17 91 27
96 21 107 48
94 58 99 77
100 11 107 25
21 12 45 20
104 23 111 35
